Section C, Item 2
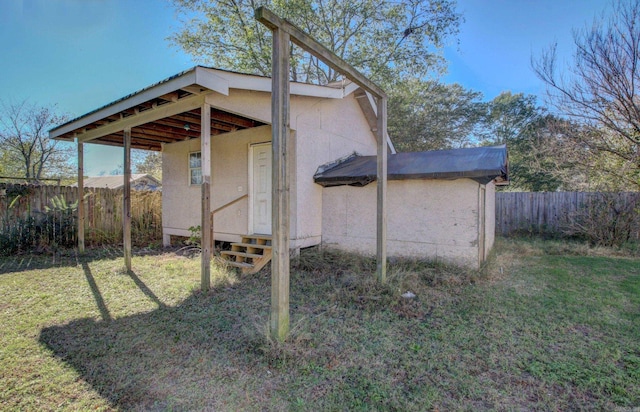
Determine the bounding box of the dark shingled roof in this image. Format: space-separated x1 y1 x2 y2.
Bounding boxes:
314 145 508 187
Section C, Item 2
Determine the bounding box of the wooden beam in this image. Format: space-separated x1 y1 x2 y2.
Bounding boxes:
255 6 386 98
77 93 206 143
50 67 218 139
354 89 378 132
376 97 388 282
97 133 166 147
145 119 202 134
256 7 387 284
200 103 212 292
171 110 257 131
269 27 291 342
165 110 201 121
256 7 389 339
94 135 163 151
133 126 196 141
77 141 85 254
355 90 396 154
156 114 243 134
123 128 132 271
211 107 259 128
158 92 179 102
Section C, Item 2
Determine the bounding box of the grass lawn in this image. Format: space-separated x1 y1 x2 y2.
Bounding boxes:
0 239 638 411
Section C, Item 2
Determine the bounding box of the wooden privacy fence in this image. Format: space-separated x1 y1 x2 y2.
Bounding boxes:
496 191 640 241
0 183 162 252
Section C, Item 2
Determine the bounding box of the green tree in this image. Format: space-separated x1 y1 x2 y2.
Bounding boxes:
533 0 640 189
482 92 539 146
170 0 461 85
0 100 73 182
480 92 582 191
506 115 590 191
133 150 162 180
0 149 21 177
388 78 487 151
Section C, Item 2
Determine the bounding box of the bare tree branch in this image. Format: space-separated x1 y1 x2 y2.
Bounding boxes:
0 100 73 182
533 0 640 188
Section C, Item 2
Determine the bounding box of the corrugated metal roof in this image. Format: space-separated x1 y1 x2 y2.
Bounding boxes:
50 65 349 136
314 145 508 186
50 67 200 134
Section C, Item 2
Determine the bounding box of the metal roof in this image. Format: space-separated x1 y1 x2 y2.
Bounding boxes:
49 66 357 151
314 145 509 186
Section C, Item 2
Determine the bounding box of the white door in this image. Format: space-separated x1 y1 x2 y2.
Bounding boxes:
251 143 272 234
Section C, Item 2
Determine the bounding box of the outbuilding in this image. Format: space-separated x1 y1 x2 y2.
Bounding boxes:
315 145 508 268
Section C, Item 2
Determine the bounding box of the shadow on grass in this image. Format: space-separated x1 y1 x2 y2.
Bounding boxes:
0 247 169 275
39 279 275 410
128 269 167 309
81 262 112 322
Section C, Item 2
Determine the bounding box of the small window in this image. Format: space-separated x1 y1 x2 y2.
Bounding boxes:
189 152 202 185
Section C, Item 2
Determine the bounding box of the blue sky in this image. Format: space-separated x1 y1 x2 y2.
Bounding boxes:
443 0 607 98
0 0 607 175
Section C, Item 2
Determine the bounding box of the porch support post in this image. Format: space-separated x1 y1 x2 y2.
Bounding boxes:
77 140 85 253
270 26 291 342
123 127 132 271
200 102 212 292
376 97 388 282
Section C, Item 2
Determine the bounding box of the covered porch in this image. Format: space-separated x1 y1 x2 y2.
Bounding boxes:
50 66 269 285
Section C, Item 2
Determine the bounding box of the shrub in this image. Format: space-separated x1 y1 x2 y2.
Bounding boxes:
0 194 78 255
561 192 640 247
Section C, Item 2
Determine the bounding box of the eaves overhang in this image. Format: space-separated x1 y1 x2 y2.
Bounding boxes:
49 66 382 151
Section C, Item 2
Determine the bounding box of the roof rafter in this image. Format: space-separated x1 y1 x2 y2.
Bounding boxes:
77 93 207 143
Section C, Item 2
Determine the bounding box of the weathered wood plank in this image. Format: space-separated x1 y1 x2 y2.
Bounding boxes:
255 6 390 339
269 26 291 342
123 128 132 271
495 192 640 239
255 7 386 98
77 141 85 253
77 94 206 143
201 103 212 292
376 96 387 282
0 184 162 247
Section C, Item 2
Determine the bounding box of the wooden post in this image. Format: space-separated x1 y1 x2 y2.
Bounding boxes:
255 8 388 284
123 127 132 271
255 6 389 339
255 7 385 97
270 26 291 342
77 140 85 253
376 97 387 282
201 103 212 292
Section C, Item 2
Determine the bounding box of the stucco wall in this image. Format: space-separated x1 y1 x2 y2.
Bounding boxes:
162 125 272 242
162 88 378 246
291 94 378 249
484 181 496 259
322 178 494 268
